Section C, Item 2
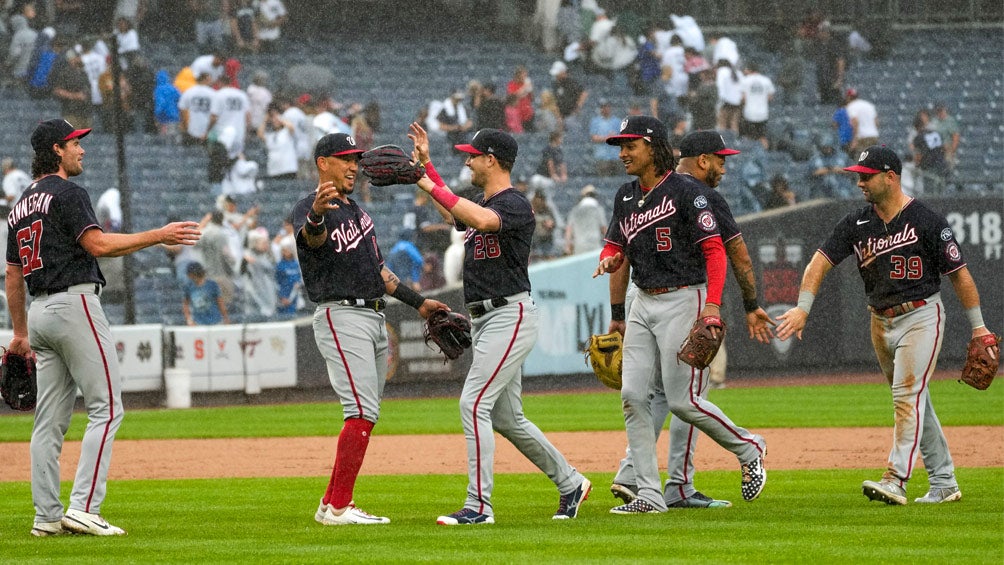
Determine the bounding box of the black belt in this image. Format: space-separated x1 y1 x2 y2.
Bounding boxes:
331 298 386 312
36 283 101 297
869 299 926 318
641 285 688 295
467 297 509 319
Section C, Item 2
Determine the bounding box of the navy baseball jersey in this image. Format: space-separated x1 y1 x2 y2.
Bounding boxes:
5 176 104 296
455 188 533 303
817 198 966 310
706 188 740 243
604 172 722 289
291 194 385 302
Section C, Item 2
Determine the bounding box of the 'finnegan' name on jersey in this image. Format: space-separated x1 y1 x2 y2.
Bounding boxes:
852 223 919 264
7 191 54 228
619 195 677 244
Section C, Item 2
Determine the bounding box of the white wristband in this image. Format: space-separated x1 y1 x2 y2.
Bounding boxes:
797 291 815 315
966 305 986 331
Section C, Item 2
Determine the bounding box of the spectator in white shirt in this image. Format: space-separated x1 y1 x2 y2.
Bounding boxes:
178 72 217 144
258 103 298 180
209 79 252 159
2 158 32 206
190 51 226 82
246 70 273 130
716 59 743 133
844 88 879 156
256 0 287 52
739 61 775 149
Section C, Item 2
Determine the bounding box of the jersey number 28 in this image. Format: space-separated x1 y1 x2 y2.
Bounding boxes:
16 220 44 276
472 234 501 259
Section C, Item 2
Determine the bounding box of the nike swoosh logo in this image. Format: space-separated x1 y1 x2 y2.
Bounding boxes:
623 195 634 201
67 516 110 530
856 219 870 225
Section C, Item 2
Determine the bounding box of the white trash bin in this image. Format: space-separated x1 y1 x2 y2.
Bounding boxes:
164 368 192 409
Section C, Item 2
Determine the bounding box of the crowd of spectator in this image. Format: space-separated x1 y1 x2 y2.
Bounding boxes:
0 1 984 325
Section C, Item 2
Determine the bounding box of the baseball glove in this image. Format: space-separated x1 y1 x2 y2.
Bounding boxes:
677 316 726 370
359 145 426 187
424 309 472 360
959 333 1000 390
584 332 623 390
1 348 37 411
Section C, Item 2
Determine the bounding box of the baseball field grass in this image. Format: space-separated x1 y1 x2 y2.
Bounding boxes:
0 379 1001 564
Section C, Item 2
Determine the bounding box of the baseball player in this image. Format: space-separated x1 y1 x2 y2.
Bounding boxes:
7 119 201 536
611 130 775 508
594 116 767 514
409 123 591 525
776 145 997 504
292 133 449 526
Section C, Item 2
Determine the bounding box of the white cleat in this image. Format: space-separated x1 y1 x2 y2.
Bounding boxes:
61 509 127 536
30 521 65 537
320 504 390 526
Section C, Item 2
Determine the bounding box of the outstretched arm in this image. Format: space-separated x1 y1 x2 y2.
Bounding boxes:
79 221 201 257
725 236 776 343
409 122 500 232
776 251 834 340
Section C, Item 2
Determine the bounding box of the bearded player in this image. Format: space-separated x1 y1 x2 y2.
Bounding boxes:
777 145 997 505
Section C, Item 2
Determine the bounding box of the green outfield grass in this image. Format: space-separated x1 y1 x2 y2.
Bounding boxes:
0 382 1001 562
0 468 1001 564
0 379 1001 441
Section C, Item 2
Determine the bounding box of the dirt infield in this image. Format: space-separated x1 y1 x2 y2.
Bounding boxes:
1 426 1000 482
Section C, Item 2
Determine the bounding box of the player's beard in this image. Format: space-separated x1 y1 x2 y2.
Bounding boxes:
63 157 83 177
705 168 722 188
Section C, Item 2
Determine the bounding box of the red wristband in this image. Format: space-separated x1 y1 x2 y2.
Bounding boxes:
430 185 460 210
424 160 445 187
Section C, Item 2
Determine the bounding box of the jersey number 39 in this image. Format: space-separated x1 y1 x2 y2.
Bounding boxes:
16 220 44 276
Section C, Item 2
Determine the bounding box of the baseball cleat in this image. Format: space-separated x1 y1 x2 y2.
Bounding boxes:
610 498 663 514
862 479 907 505
436 508 494 525
314 499 332 524
667 491 732 508
740 456 767 501
320 504 390 525
610 483 638 504
60 509 126 536
554 478 592 519
30 521 65 537
914 486 962 504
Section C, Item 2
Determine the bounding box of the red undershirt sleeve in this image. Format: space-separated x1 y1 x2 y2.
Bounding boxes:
700 236 726 306
599 242 622 261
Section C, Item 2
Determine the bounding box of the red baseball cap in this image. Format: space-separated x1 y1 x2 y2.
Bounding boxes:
30 119 91 152
844 145 902 175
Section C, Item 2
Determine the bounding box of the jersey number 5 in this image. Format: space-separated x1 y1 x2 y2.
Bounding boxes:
16 220 44 276
655 227 672 252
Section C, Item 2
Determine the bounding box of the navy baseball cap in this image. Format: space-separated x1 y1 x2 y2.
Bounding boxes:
605 115 667 145
845 145 902 175
454 128 518 163
313 133 364 160
678 131 741 158
31 118 91 152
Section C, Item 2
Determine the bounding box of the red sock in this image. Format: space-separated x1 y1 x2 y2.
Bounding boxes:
323 418 375 509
